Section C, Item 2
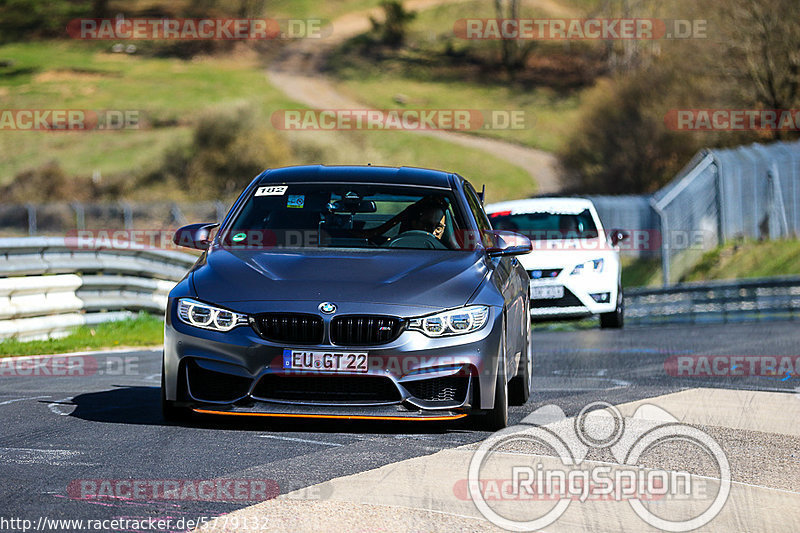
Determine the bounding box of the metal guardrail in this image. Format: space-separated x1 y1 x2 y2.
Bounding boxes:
625 276 800 326
1 238 798 339
0 237 197 340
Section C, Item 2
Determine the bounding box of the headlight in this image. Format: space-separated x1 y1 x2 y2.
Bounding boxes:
177 298 248 331
408 306 490 337
570 258 604 275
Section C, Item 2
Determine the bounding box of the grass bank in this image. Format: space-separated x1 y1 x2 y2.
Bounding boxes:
0 40 532 203
0 313 163 357
622 238 800 288
327 0 599 153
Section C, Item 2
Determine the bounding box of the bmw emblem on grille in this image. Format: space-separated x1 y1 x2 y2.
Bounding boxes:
318 302 337 314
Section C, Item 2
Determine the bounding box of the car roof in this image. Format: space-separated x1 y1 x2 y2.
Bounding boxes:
257 165 455 188
485 197 596 215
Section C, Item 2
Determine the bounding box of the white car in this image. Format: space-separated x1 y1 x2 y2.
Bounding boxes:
485 198 627 328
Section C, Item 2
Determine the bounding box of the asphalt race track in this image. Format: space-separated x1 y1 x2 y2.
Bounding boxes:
1 320 798 531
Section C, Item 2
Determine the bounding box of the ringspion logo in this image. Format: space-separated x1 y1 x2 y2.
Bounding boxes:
466 402 730 531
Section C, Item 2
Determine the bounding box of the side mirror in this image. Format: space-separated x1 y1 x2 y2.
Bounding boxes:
173 223 219 250
485 230 533 257
609 229 629 246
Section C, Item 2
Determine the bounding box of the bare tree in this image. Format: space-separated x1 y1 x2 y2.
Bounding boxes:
493 0 536 78
589 0 664 74
721 0 800 134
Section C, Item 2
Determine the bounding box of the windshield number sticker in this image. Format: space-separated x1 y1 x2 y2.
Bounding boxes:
255 185 288 196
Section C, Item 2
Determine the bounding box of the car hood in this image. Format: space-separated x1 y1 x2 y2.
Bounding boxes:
191 247 488 309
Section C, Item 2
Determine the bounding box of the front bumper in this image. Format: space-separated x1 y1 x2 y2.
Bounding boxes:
191 404 468 422
163 299 504 418
527 270 618 319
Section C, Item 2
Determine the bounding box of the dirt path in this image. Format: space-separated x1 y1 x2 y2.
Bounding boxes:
267 0 567 193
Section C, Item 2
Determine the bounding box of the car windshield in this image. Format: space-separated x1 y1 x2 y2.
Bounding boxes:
222 183 472 251
489 209 598 240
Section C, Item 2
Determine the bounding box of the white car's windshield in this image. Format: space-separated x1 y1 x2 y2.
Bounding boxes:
489 209 598 240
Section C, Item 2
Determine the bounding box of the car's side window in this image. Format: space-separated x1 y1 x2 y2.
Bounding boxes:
463 182 494 247
464 183 491 232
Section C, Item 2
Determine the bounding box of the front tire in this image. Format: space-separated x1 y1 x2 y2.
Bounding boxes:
600 285 624 329
476 324 509 430
161 361 192 423
508 323 532 405
481 366 508 430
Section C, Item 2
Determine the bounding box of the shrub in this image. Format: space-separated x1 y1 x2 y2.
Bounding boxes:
143 104 292 199
559 68 703 194
369 1 416 48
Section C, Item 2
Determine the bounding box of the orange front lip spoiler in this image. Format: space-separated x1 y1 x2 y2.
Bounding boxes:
192 408 467 422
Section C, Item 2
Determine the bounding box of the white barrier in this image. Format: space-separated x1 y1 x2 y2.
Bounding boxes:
0 237 197 341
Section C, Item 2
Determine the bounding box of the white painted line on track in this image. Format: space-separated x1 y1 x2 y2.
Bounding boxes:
0 346 161 362
48 396 75 416
257 435 344 447
0 395 51 406
0 447 97 466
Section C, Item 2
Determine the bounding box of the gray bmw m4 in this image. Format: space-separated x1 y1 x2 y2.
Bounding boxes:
162 165 532 429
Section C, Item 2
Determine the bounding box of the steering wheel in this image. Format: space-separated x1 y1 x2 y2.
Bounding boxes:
386 230 448 250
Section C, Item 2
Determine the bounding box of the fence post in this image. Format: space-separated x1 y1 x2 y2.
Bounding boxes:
769 162 790 237
121 201 133 230
651 199 670 287
170 203 185 226
712 159 725 246
71 202 85 230
793 148 799 237
25 204 37 236
215 201 226 222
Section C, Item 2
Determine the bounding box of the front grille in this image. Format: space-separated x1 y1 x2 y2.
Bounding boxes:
252 313 324 344
252 374 401 403
527 268 562 279
530 287 584 308
404 375 469 403
186 359 251 403
330 315 403 346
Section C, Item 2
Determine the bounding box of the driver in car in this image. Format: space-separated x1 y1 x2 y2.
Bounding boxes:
365 196 449 246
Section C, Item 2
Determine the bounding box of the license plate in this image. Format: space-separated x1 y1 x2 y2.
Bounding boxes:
530 285 564 299
282 349 368 373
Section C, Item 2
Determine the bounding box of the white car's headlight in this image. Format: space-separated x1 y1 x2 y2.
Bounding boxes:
570 258 604 275
408 306 490 337
177 298 248 331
